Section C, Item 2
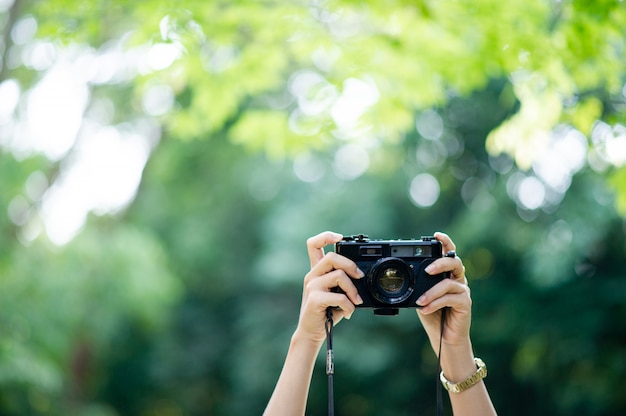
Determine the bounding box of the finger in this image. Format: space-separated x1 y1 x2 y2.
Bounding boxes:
416 279 470 308
309 290 357 319
418 292 472 315
307 231 344 268
425 256 466 280
434 232 456 255
307 252 365 282
305 269 364 305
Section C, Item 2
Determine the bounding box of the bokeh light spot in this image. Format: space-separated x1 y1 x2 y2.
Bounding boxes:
416 109 444 140
11 15 37 45
142 84 174 116
465 247 494 279
0 78 20 122
333 144 369 180
330 77 379 129
23 67 89 160
294 153 326 183
409 173 440 207
518 176 545 210
147 43 181 71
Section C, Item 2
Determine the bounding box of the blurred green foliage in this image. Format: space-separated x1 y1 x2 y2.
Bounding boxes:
1 0 626 415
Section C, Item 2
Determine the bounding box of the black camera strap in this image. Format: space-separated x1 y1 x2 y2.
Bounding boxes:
436 307 447 416
325 307 447 416
325 307 335 416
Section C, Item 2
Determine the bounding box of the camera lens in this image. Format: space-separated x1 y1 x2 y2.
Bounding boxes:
368 258 414 305
378 267 405 295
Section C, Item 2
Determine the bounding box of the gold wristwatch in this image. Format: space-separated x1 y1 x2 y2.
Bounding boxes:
440 357 487 393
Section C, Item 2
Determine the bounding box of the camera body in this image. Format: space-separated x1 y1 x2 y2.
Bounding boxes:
335 234 448 315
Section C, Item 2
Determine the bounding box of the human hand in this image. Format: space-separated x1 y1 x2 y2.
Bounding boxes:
294 231 364 345
416 232 472 352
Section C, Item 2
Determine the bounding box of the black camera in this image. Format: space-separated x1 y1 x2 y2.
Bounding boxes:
335 234 448 315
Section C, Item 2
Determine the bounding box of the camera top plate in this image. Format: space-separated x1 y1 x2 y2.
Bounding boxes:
341 234 437 243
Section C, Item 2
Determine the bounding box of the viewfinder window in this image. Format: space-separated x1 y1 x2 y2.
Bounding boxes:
414 246 432 257
360 246 382 256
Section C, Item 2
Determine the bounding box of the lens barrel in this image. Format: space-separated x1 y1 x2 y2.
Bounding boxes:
368 258 414 305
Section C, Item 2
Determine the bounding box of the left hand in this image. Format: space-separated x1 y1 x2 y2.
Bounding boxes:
294 231 364 345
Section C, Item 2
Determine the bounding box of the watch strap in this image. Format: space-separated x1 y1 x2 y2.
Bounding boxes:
440 357 487 393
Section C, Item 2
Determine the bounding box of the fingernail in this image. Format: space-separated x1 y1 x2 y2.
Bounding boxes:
425 264 435 274
356 268 365 278
356 294 364 305
417 295 426 306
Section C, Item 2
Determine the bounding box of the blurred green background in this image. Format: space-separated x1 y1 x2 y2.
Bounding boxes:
1 0 626 415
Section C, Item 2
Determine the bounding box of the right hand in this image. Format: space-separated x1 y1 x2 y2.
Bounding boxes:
294 231 364 344
416 232 472 352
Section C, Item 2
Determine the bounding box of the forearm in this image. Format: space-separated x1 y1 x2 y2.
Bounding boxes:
264 331 323 416
440 342 497 416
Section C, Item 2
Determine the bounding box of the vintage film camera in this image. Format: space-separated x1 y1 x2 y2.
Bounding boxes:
335 234 448 315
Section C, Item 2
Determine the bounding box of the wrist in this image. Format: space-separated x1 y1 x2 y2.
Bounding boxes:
439 340 476 383
440 357 487 393
291 329 324 352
